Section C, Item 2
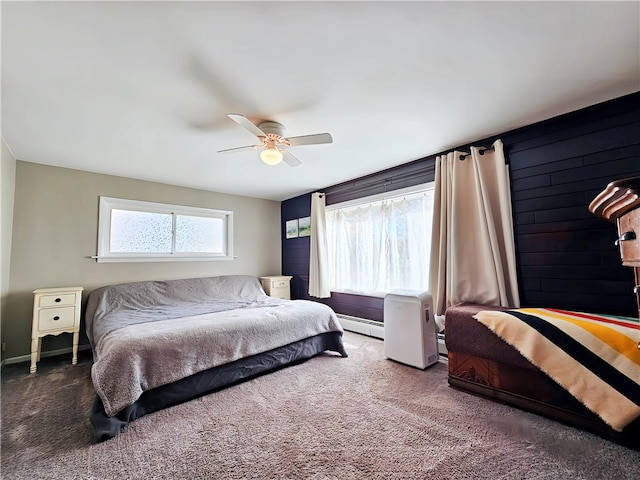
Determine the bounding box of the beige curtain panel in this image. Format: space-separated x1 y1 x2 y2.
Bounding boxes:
308 192 331 298
428 139 520 315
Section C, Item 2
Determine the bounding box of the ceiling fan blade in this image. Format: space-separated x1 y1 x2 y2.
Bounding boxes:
227 114 266 138
217 144 261 154
282 150 302 167
286 133 333 146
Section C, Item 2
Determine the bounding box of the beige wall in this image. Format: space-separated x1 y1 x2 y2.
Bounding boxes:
1 140 17 358
4 161 282 360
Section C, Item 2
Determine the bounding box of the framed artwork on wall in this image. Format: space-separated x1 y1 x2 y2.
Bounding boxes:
286 219 299 239
298 216 311 237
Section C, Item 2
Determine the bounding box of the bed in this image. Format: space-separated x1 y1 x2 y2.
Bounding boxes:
445 303 640 450
85 275 347 442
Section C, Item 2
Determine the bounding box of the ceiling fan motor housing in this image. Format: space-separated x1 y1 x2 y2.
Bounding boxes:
257 121 285 137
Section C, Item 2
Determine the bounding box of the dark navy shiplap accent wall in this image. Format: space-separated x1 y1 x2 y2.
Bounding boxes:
324 160 436 206
280 194 312 302
505 96 640 316
281 92 640 320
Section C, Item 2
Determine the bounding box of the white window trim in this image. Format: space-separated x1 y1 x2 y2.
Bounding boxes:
94 197 234 263
325 182 434 212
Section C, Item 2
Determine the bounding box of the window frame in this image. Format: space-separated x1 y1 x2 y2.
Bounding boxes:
95 196 234 263
325 183 434 213
325 182 435 296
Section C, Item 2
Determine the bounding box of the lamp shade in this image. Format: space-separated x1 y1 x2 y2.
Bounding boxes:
260 148 284 165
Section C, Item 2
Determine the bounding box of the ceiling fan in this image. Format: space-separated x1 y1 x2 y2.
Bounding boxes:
217 114 333 167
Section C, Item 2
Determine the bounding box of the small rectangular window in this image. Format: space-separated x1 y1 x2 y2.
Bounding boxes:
96 197 233 263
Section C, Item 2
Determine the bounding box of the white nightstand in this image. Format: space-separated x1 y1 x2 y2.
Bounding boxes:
259 276 293 300
30 286 84 374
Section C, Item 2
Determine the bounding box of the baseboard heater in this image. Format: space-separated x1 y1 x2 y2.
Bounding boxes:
336 314 385 339
437 332 448 356
337 313 448 357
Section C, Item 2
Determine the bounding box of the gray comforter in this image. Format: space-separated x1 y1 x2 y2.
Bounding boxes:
85 275 345 417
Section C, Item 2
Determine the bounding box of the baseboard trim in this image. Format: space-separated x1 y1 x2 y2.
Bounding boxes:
1 344 91 366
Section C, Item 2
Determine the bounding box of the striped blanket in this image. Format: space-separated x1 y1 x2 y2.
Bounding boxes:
473 308 640 432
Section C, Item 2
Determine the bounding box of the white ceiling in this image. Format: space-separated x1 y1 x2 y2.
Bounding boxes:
2 1 639 201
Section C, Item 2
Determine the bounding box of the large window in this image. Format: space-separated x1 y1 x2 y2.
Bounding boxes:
96 197 233 262
326 183 434 296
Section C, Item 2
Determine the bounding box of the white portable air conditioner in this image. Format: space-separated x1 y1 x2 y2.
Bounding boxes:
383 289 438 369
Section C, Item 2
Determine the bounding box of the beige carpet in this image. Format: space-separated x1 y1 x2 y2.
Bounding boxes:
2 331 639 480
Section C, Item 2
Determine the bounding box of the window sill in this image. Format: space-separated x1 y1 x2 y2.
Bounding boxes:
91 255 235 263
329 289 387 298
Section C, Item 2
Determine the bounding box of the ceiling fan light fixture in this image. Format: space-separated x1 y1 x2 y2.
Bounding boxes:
221 114 333 167
260 147 283 165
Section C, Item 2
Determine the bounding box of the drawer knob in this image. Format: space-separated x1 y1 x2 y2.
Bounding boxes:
615 231 636 246
634 285 640 295
55 298 62 303
53 316 60 321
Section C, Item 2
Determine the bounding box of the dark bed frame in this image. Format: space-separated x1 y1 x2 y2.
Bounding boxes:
91 331 346 442
444 303 640 451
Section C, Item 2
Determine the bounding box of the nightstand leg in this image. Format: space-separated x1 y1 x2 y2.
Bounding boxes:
72 332 79 365
36 337 42 361
30 337 39 374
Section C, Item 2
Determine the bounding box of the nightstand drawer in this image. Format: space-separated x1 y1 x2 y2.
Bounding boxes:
270 280 290 288
269 287 290 299
38 306 76 331
39 293 78 308
618 209 640 266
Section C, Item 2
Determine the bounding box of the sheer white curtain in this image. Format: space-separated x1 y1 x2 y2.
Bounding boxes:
327 192 432 295
428 139 520 315
308 192 331 298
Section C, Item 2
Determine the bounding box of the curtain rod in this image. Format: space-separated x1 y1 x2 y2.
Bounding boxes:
459 146 494 161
